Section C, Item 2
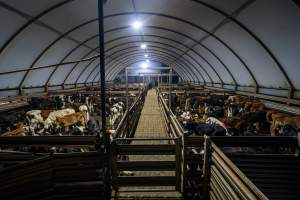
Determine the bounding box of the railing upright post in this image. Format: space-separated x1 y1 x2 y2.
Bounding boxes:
110 140 118 189
158 74 160 91
202 136 211 200
97 0 111 198
175 137 183 191
169 69 172 110
125 68 129 136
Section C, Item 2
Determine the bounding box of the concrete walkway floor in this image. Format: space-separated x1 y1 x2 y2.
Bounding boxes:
114 89 182 199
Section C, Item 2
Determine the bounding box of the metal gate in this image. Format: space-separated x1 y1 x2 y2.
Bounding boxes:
110 137 183 192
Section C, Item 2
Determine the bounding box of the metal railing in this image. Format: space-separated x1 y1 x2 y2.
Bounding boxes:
110 137 182 191
205 139 268 200
0 151 108 200
158 93 185 139
0 134 112 199
0 136 97 148
182 135 300 199
203 136 298 200
112 87 147 140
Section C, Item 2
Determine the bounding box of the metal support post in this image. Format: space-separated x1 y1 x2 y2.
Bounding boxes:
98 0 106 144
98 0 110 198
169 68 172 110
158 74 160 91
125 68 129 135
139 73 141 94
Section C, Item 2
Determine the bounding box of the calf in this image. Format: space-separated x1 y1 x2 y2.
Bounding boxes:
1 123 25 136
244 101 265 112
272 116 300 136
57 112 86 132
44 108 75 130
41 110 53 120
279 124 299 136
65 102 84 111
109 102 125 128
241 111 266 135
228 103 243 117
79 105 90 121
222 117 243 136
184 97 192 111
267 110 291 136
186 123 227 137
0 112 24 134
26 110 44 133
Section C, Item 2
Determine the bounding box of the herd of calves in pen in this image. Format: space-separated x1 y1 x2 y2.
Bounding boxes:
0 91 131 138
167 92 300 137
1 88 299 139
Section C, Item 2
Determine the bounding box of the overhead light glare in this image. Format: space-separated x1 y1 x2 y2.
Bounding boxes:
141 62 149 69
144 54 149 58
141 43 147 49
132 20 142 30
146 59 150 63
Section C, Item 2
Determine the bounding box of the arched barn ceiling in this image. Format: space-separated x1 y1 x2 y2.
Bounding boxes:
0 0 299 99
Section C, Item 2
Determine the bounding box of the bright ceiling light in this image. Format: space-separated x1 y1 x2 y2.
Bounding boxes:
141 62 149 69
144 54 149 58
141 43 147 49
132 20 142 30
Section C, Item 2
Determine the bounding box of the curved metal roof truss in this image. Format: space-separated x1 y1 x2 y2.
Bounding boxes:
0 0 299 99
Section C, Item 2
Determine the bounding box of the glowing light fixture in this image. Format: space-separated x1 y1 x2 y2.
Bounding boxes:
141 43 147 49
141 62 149 69
144 54 149 58
132 20 142 30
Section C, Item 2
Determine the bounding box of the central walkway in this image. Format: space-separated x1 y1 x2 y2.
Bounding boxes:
115 89 182 199
134 89 168 141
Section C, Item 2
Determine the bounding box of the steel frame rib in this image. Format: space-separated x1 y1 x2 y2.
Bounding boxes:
85 52 191 84
104 42 207 81
71 46 196 84
67 43 200 85
76 34 223 85
93 57 189 82
0 0 75 56
19 19 99 93
104 50 196 81
104 46 198 81
192 0 294 96
95 57 188 82
95 58 174 82
107 55 193 81
62 26 237 87
98 54 193 82
104 12 259 89
0 1 293 97
0 11 251 91
75 38 206 85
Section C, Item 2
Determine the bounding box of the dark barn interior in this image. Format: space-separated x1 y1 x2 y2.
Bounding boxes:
0 0 300 199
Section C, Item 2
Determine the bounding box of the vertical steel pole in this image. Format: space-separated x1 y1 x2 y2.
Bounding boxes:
98 1 110 199
98 0 106 144
158 74 160 91
126 68 129 112
125 68 129 135
169 69 172 109
139 73 141 94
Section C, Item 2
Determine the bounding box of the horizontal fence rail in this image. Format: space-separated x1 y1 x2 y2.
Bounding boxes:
158 92 185 138
110 137 182 190
113 87 147 141
208 141 269 200
0 152 107 200
183 135 299 199
0 136 97 147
